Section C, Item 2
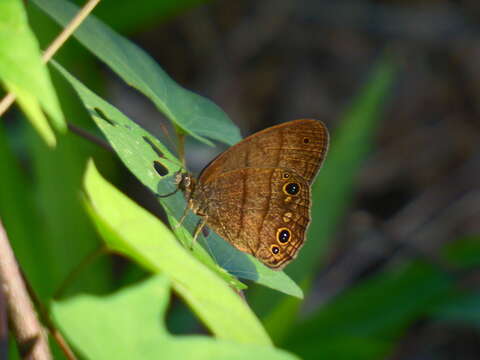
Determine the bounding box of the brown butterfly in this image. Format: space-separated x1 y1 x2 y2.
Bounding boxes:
174 119 329 270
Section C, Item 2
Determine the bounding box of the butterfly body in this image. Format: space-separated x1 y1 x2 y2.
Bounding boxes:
181 119 329 270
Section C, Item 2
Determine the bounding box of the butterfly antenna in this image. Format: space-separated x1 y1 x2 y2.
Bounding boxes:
155 187 179 198
156 170 185 198
176 130 187 170
157 120 177 151
156 120 186 169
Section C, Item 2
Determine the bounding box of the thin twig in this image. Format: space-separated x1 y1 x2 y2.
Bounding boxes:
53 245 107 300
49 329 76 360
41 0 100 64
23 278 77 360
0 0 101 118
0 219 51 360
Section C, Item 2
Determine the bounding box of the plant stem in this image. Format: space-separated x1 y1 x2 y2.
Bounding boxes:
0 219 51 360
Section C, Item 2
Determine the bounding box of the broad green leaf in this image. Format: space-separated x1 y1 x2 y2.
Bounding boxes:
260 55 397 342
54 62 303 298
53 275 298 360
84 160 272 345
0 0 64 146
33 0 241 146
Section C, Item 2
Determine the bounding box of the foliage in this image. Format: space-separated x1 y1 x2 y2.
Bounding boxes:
0 0 64 146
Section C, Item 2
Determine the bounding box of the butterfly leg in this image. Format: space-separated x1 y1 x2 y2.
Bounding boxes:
191 217 207 249
175 205 190 229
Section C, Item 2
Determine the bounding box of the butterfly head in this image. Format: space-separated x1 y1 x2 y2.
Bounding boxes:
176 171 196 199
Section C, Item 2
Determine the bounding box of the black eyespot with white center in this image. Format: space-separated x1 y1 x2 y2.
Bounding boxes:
278 228 291 243
285 182 299 195
271 245 280 254
283 173 290 179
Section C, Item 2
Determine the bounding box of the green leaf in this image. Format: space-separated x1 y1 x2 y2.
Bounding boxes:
429 236 480 328
432 291 480 328
260 55 397 342
84 160 272 345
53 62 302 298
197 234 304 299
94 0 210 33
284 262 452 359
53 275 298 360
32 0 241 146
0 0 64 146
0 121 49 295
283 337 390 360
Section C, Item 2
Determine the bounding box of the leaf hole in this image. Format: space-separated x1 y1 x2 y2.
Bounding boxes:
153 160 168 176
143 136 164 158
93 107 116 126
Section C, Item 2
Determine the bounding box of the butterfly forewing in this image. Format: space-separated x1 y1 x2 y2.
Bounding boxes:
198 119 329 184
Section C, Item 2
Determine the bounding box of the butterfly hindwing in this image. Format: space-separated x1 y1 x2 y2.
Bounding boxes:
193 167 310 269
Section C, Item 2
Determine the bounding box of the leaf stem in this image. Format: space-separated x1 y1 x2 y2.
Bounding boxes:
67 123 113 152
53 245 108 300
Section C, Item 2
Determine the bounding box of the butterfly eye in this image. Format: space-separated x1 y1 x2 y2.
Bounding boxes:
277 228 291 244
271 245 280 254
202 226 210 237
283 182 300 195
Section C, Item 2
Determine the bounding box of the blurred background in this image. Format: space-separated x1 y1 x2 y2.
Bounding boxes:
2 0 480 359
103 2 480 357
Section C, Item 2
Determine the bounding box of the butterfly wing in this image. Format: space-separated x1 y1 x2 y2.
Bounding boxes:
192 167 311 270
198 119 329 184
